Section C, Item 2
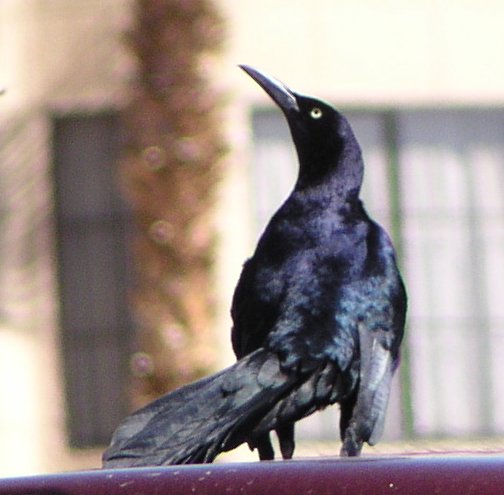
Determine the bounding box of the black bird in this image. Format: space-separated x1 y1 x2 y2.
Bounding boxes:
102 66 407 467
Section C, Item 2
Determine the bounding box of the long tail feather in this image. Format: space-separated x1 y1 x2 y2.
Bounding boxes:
103 349 304 467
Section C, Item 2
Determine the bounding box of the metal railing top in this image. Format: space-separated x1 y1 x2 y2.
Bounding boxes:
0 455 503 495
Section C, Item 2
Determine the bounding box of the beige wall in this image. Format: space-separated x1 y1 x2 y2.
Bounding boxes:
0 0 132 112
220 0 504 105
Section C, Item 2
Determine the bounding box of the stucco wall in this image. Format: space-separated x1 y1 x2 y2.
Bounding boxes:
220 0 504 105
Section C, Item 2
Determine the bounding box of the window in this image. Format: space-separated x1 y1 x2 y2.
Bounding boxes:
52 113 134 447
398 110 504 436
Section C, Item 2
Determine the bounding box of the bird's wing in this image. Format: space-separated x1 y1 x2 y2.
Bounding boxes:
230 257 284 357
355 322 395 445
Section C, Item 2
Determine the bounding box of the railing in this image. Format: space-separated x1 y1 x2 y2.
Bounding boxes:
1 455 503 494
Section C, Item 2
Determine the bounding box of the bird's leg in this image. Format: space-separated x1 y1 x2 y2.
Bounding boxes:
339 389 362 456
340 423 364 457
276 422 295 459
249 434 275 460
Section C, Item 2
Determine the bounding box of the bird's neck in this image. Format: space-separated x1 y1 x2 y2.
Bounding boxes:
295 144 364 207
291 177 364 225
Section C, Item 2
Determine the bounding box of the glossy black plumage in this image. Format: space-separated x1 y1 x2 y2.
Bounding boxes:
102 66 407 467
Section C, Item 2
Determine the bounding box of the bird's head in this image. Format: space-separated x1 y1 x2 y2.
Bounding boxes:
240 65 363 197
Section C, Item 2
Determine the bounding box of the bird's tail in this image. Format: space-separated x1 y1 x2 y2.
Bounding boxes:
103 348 339 467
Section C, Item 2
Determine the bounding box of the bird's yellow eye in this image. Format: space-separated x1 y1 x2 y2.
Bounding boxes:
310 107 323 119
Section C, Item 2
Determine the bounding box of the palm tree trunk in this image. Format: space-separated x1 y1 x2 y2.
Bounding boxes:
121 0 226 406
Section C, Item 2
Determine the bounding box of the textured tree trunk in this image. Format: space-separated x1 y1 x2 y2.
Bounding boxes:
121 0 226 406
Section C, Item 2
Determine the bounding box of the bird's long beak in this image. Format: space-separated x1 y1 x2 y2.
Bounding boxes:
239 65 299 113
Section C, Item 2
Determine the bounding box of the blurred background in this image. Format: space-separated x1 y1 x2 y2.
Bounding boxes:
1 0 504 476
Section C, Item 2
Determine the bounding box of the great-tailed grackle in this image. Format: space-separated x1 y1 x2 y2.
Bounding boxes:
102 66 407 467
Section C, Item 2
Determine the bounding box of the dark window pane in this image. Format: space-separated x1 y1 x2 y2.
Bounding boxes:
52 113 134 447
